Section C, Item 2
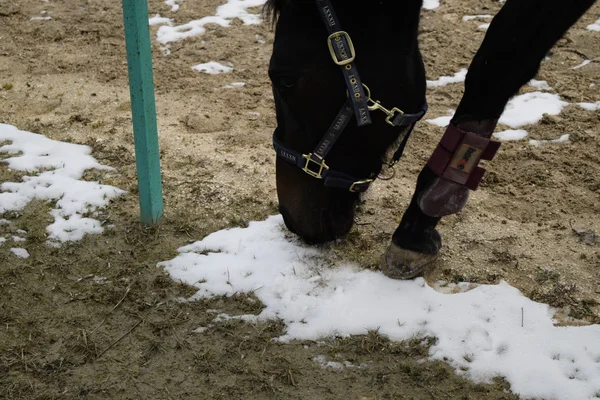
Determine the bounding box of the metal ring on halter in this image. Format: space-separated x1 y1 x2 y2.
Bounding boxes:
377 163 396 181
347 84 405 126
346 83 372 103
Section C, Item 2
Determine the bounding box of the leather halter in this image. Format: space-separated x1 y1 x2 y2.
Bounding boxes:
272 0 428 193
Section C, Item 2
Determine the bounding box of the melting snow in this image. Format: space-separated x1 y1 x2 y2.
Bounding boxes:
529 134 571 147
156 0 267 44
0 124 125 245
92 276 110 285
312 355 360 371
493 129 528 141
422 0 440 10
427 68 467 87
587 18 600 31
528 79 552 91
159 215 600 400
425 110 454 127
224 82 246 88
149 14 173 26
572 60 591 70
499 92 568 128
10 248 30 259
578 101 600 111
192 61 233 74
165 0 183 12
462 15 493 21
412 90 566 137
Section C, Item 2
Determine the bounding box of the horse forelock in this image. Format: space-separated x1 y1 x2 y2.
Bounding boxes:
263 0 286 24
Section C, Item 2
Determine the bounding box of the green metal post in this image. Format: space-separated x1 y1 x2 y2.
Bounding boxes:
122 0 164 225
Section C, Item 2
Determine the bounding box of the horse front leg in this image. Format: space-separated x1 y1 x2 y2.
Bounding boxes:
383 0 597 279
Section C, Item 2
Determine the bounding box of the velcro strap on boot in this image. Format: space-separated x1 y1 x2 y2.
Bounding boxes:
426 124 500 190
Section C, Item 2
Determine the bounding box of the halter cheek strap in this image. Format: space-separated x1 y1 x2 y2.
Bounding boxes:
316 0 371 127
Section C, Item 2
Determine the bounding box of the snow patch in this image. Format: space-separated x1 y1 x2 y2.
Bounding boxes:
572 60 591 70
529 134 570 147
425 110 454 127
462 15 492 21
224 82 246 89
92 276 110 285
528 79 552 91
493 130 528 141
499 92 568 128
149 14 173 26
0 124 125 245
427 69 467 87
157 0 267 44
11 248 30 259
312 355 359 371
192 61 233 74
422 0 440 10
578 101 600 111
587 18 600 31
165 0 183 12
159 215 600 400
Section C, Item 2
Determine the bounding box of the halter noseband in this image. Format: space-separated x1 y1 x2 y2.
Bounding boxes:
272 0 428 193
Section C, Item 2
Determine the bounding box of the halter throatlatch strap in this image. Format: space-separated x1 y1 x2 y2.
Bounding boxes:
316 0 371 127
426 124 501 190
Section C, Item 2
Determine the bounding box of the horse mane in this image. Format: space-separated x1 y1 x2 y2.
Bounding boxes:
262 0 287 25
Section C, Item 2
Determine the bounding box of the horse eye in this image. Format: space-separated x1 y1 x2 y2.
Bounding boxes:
279 77 296 88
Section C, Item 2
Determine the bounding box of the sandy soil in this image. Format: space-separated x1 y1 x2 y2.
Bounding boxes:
0 0 599 398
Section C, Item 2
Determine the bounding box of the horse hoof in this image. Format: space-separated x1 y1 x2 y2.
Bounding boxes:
380 242 438 280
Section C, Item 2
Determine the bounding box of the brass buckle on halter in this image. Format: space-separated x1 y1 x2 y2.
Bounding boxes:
327 31 356 66
349 179 373 193
302 153 329 179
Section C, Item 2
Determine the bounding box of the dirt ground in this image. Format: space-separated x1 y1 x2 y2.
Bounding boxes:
0 0 599 399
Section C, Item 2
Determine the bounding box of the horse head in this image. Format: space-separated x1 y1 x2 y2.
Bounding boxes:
268 0 426 243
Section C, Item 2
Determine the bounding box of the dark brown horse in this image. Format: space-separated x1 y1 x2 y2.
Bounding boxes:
265 0 597 279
